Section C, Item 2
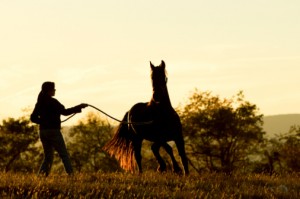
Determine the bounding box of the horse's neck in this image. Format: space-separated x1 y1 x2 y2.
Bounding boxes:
150 87 173 108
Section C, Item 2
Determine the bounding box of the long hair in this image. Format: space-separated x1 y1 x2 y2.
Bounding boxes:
37 81 55 104
102 112 136 172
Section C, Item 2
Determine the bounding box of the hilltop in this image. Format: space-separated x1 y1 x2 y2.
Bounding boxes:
263 114 300 137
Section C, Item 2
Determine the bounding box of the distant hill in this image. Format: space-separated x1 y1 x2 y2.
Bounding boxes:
263 114 300 137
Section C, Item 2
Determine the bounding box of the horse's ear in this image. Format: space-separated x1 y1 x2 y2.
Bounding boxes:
150 61 155 70
160 60 165 69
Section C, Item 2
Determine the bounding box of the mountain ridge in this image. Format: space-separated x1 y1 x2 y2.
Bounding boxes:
263 114 300 137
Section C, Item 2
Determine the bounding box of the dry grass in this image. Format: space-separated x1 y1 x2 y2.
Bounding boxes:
0 171 299 198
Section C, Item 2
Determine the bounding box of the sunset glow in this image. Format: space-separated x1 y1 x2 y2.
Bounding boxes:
1 1 300 124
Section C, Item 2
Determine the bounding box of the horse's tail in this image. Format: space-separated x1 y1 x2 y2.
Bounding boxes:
102 112 136 172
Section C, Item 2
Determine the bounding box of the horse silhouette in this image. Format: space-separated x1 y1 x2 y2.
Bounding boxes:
103 61 189 175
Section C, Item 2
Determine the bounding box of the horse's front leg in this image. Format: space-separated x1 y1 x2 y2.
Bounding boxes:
162 142 182 174
151 142 167 172
175 137 189 175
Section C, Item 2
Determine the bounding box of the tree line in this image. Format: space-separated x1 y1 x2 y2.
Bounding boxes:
0 90 299 174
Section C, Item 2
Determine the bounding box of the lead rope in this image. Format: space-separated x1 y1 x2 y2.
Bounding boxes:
61 104 153 125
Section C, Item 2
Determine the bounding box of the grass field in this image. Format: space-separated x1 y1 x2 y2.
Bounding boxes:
0 171 299 198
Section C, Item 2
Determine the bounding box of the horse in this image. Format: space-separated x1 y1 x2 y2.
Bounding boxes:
103 60 189 175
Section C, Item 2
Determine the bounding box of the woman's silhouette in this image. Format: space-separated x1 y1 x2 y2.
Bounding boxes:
30 81 87 176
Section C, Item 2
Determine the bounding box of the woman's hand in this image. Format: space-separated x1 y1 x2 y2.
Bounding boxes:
79 103 88 109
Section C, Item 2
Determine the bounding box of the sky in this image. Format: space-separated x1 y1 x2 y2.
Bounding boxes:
0 0 300 125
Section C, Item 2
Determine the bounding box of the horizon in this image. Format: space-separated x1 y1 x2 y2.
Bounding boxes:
1 1 300 124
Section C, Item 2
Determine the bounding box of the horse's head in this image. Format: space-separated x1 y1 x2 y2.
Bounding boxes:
150 60 168 88
149 60 170 105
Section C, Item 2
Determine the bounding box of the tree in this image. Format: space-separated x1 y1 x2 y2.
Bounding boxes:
67 112 121 172
279 125 300 172
0 116 40 172
178 90 265 173
250 137 282 175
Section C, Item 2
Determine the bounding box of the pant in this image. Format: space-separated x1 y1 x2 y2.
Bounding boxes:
39 129 73 176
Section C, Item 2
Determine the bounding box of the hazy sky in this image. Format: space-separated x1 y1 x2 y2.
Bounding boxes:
1 1 300 124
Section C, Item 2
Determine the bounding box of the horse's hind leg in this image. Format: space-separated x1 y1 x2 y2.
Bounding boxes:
133 139 143 174
151 142 167 172
175 137 189 175
162 143 182 174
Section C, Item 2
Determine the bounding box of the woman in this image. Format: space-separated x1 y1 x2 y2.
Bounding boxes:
30 81 87 176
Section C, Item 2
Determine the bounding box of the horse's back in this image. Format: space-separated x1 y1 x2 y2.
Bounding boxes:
129 102 150 120
128 102 182 142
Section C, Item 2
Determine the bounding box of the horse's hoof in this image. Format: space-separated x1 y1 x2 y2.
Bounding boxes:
173 168 183 175
157 166 167 173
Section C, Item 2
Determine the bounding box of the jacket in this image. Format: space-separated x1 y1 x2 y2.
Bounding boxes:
30 96 82 130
